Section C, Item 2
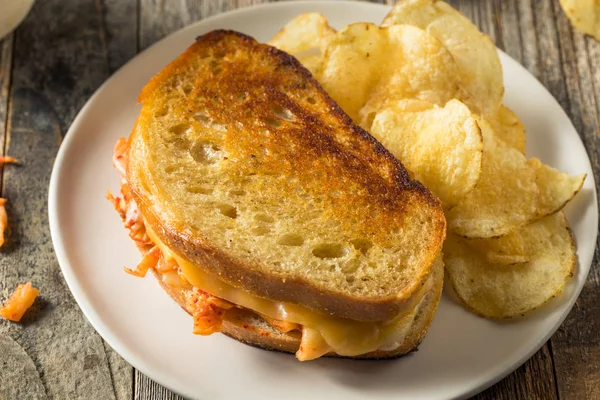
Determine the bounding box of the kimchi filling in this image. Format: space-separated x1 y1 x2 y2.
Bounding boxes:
108 138 300 337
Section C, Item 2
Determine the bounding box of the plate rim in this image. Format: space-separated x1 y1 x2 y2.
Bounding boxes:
48 1 598 399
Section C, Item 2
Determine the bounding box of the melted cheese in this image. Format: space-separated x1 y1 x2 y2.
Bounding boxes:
145 226 432 359
298 327 332 361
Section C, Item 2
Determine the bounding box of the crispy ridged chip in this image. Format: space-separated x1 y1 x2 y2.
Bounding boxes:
367 99 483 208
444 212 576 318
382 0 503 115
268 12 336 74
272 2 586 320
559 0 600 41
529 158 586 218
447 119 538 238
467 233 529 265
318 23 460 122
488 105 526 154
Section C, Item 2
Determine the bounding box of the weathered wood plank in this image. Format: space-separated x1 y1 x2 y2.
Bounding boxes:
585 37 600 129
0 35 12 116
0 0 135 399
543 2 600 400
134 373 186 400
139 0 204 51
0 84 121 400
99 0 139 74
0 335 46 399
0 34 13 191
104 341 135 400
531 0 569 113
517 0 540 77
455 0 476 23
139 0 272 52
495 0 523 65
473 0 499 46
550 0 600 179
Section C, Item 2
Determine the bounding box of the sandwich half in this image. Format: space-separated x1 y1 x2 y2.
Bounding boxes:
108 30 446 361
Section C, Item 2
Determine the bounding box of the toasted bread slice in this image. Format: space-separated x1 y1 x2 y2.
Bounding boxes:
127 30 446 322
151 254 444 359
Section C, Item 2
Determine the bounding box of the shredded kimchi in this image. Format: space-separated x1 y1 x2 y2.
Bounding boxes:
0 282 39 322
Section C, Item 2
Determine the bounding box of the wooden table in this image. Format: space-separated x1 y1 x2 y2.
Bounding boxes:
0 0 598 399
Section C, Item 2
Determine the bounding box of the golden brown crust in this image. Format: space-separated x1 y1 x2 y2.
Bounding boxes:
150 255 444 359
130 30 446 322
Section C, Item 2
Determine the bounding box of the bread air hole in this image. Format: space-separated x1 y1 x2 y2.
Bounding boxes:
193 111 211 125
271 104 295 121
209 57 223 71
186 185 212 195
164 165 179 174
210 123 227 133
217 203 237 219
155 107 168 117
278 234 304 246
182 84 193 95
341 258 360 273
213 50 226 59
234 92 247 102
350 239 373 255
349 137 362 149
168 123 190 136
190 141 223 164
172 137 190 150
229 189 246 196
254 213 274 223
312 244 347 259
210 60 223 75
251 226 270 236
306 96 317 105
264 116 282 128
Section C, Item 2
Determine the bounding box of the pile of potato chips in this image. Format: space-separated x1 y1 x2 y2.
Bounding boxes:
270 0 586 319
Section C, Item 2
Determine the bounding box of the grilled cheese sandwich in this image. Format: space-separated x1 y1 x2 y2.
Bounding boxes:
109 29 445 360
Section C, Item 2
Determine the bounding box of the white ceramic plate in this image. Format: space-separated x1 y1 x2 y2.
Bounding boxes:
48 2 598 399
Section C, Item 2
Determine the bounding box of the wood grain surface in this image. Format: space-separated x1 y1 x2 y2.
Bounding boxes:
0 1 598 399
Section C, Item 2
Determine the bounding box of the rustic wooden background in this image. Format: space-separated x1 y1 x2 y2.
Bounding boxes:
0 0 598 399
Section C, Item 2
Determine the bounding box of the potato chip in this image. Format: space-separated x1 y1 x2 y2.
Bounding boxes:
444 212 576 318
447 119 538 238
295 54 323 75
529 158 586 218
488 106 526 154
467 233 529 265
268 13 336 74
318 23 460 122
382 0 503 115
367 99 482 207
559 0 600 41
